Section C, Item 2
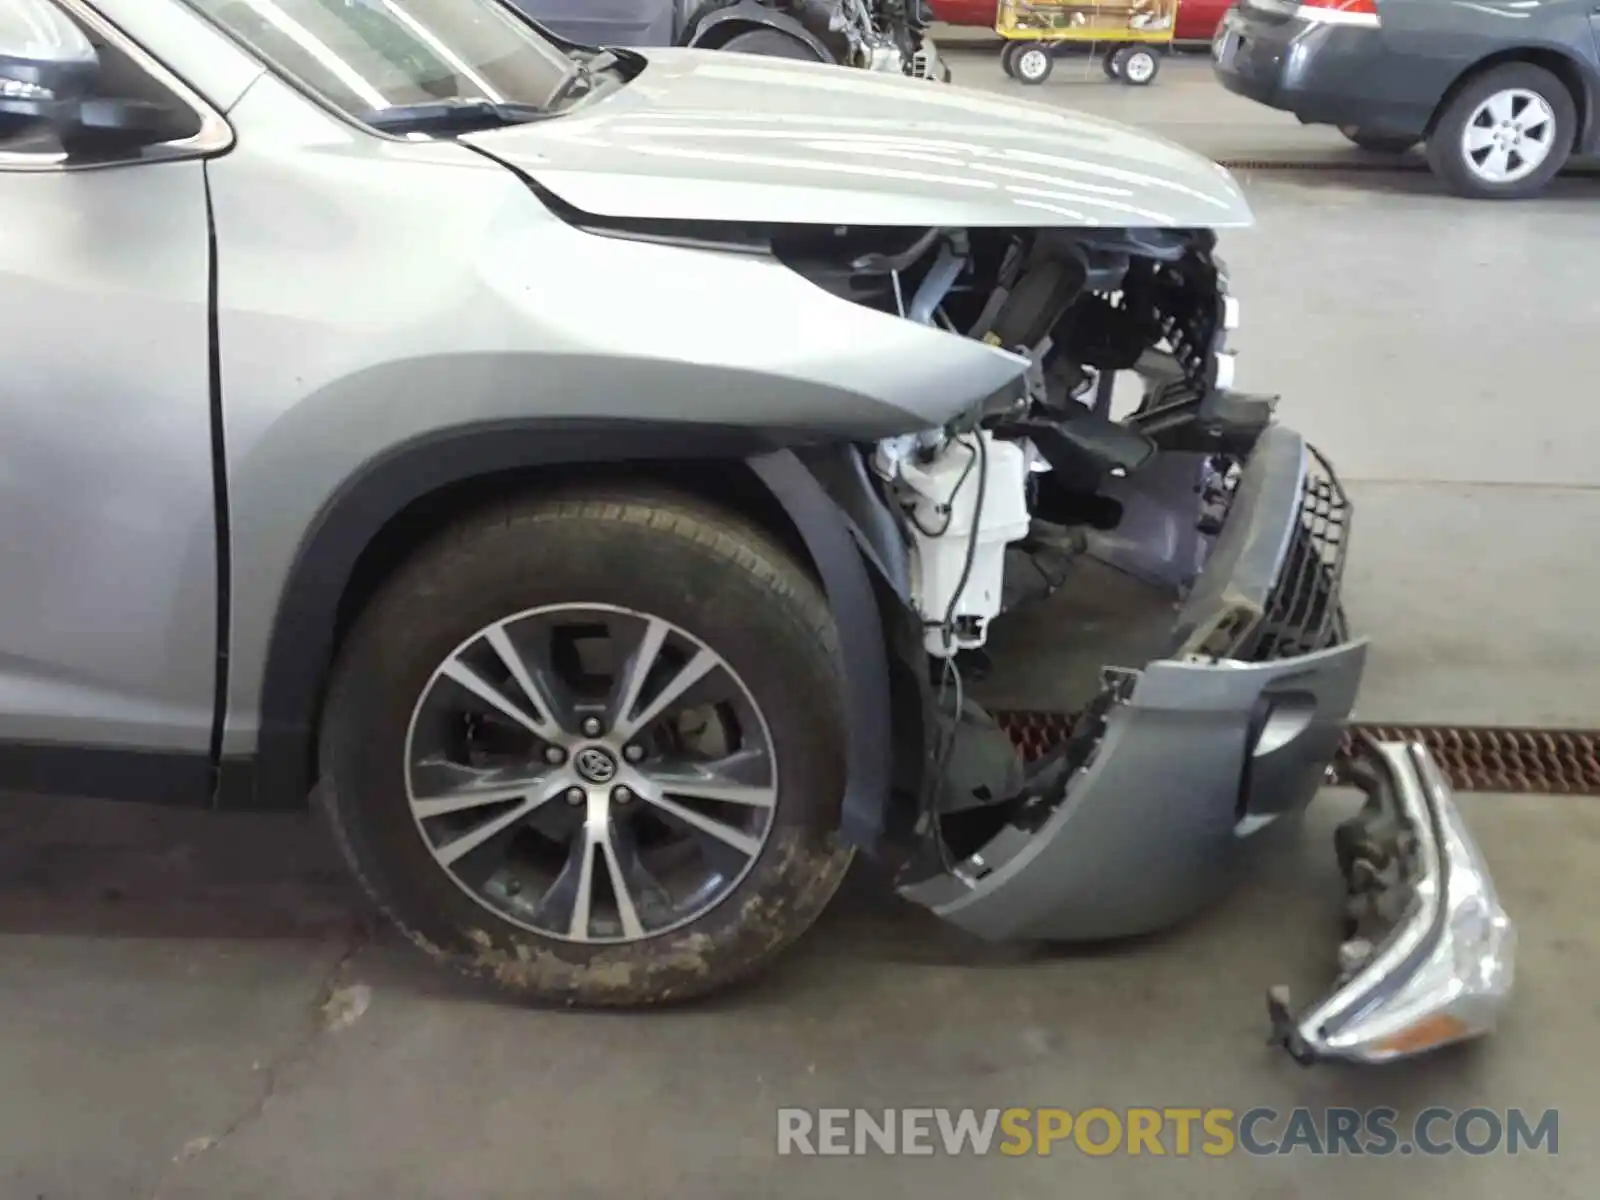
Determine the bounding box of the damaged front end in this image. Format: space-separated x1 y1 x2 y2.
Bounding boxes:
526 179 1513 1057
772 217 1513 1061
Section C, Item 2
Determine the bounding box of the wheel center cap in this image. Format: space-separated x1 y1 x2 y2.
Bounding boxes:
573 745 619 784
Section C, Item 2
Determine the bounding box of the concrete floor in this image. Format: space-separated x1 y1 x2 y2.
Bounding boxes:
7 51 1600 1200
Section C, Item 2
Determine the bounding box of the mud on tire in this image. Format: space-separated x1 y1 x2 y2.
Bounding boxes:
318 485 855 1007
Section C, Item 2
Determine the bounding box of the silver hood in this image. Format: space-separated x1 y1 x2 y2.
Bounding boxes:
462 49 1252 229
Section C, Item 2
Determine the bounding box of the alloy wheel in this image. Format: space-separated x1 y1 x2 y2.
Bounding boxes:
1017 48 1050 81
1460 88 1557 185
403 604 779 945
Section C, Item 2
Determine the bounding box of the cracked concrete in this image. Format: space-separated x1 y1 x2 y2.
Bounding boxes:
144 928 375 1200
7 791 1597 1199
5 48 1599 1200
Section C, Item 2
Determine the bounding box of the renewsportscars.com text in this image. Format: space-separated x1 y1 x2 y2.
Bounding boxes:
776 1107 1560 1158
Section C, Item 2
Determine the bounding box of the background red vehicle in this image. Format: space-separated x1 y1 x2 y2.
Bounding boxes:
928 0 1228 42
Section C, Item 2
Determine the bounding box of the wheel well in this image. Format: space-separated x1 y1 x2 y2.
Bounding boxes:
255 460 817 807
1428 48 1591 150
692 17 830 57
332 459 816 672
687 1 844 57
245 443 901 855
691 16 766 48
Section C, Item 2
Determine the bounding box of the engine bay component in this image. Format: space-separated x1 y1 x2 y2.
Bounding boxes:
875 430 1035 656
511 1 944 81
820 0 936 76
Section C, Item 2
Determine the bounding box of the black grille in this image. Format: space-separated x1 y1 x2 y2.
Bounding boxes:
1238 444 1351 661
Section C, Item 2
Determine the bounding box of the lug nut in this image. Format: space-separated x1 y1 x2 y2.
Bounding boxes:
612 786 633 804
544 746 567 766
566 787 585 806
581 717 603 737
623 744 645 763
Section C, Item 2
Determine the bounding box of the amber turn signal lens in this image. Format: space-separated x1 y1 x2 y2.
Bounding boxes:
1373 1013 1472 1055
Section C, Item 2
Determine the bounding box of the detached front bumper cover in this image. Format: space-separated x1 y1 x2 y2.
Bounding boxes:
1269 738 1516 1065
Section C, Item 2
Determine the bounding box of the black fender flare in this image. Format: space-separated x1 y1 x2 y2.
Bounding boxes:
239 421 894 851
684 1 836 60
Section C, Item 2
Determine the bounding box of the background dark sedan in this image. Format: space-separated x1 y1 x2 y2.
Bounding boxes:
1213 0 1600 198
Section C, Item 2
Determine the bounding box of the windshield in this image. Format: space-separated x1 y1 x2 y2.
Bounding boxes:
183 0 587 130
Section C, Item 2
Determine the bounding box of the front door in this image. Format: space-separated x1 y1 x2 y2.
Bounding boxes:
0 0 230 783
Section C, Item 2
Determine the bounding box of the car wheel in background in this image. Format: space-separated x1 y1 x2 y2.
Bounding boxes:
1101 46 1122 79
318 487 855 1007
1425 62 1574 199
1013 44 1054 85
1114 45 1160 86
1001 41 1025 77
1338 125 1418 154
719 28 824 59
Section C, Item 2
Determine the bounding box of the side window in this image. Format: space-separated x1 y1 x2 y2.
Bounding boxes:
0 0 208 165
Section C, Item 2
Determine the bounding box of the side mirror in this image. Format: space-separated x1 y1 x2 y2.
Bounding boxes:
0 0 99 123
2 0 195 153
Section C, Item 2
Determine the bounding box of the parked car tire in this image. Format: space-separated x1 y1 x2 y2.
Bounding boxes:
1113 45 1160 86
1337 126 1418 154
1424 62 1574 199
1013 44 1054 85
719 28 824 60
318 486 855 1007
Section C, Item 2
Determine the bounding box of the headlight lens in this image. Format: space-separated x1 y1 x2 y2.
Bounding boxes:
1318 754 1516 1062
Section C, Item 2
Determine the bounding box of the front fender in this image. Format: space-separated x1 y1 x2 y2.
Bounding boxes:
205 85 1015 828
749 450 895 848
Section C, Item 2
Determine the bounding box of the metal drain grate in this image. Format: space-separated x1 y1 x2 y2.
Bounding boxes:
1211 158 1600 177
996 710 1087 763
1214 158 1428 174
1342 725 1600 795
992 711 1600 795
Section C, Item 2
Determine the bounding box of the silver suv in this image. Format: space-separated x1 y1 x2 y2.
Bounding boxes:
0 0 1511 1061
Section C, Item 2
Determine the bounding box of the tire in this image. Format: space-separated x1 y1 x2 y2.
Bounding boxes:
1001 41 1025 79
1114 46 1160 86
718 29 824 61
1014 44 1054 85
1101 47 1122 80
1337 125 1418 154
1424 62 1574 199
318 486 855 1007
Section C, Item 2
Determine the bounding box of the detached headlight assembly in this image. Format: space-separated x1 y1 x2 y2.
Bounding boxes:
1269 742 1516 1065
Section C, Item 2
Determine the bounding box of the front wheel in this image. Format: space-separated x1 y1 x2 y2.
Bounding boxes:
1424 62 1574 199
318 487 855 1007
1013 44 1054 85
719 28 824 60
